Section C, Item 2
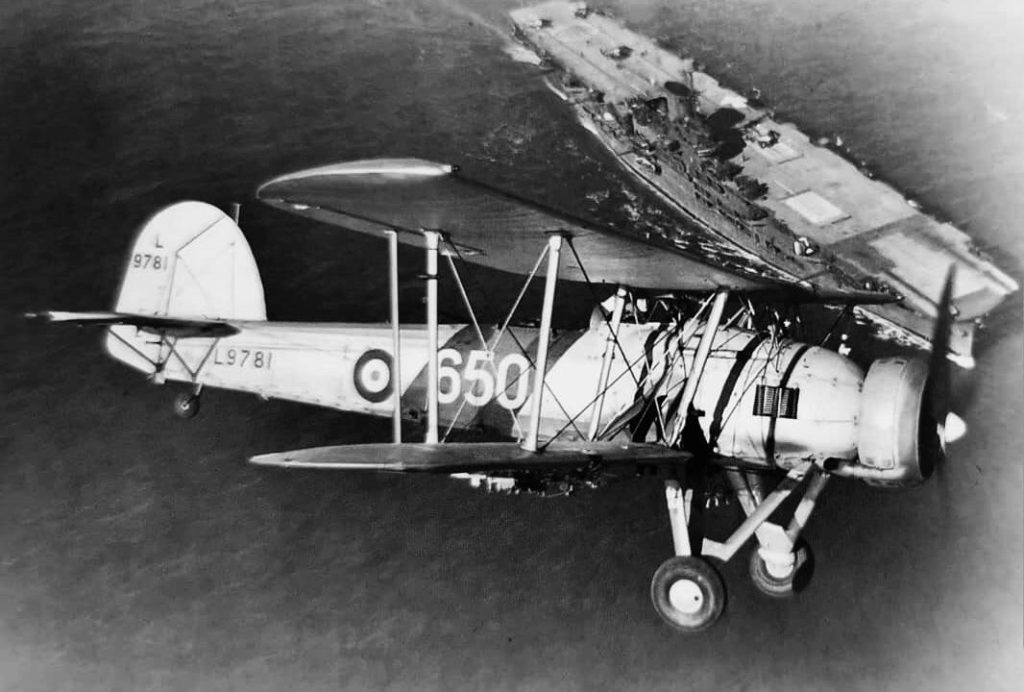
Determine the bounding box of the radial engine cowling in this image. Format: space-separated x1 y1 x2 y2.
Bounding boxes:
854 357 940 488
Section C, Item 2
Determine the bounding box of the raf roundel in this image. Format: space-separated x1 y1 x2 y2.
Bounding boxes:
353 349 394 403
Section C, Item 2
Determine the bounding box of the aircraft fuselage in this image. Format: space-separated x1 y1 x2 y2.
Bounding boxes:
107 319 864 470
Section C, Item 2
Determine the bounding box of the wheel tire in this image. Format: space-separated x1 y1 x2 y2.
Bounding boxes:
650 556 726 632
749 540 814 599
173 392 200 419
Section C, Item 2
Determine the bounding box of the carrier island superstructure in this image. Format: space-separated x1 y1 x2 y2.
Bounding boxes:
511 1 1017 363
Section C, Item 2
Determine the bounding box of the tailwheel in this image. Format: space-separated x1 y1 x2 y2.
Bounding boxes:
650 556 726 632
172 391 201 419
749 540 814 599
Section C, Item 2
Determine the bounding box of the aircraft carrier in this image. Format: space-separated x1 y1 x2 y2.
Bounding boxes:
510 1 1018 362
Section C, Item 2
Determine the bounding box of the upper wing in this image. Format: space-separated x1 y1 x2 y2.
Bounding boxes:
257 158 893 303
27 310 240 338
250 440 686 474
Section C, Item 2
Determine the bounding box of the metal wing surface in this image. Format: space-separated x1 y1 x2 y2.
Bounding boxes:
249 440 687 474
257 158 795 293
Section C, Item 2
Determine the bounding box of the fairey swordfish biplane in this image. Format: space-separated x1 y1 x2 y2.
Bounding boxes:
33 158 965 632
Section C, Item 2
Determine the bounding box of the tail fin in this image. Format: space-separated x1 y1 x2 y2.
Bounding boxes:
114 201 265 321
105 201 265 377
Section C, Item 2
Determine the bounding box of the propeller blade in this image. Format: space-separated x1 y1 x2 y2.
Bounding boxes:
920 266 957 480
926 266 956 427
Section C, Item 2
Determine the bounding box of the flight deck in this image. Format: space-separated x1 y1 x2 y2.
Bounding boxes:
511 1 1018 360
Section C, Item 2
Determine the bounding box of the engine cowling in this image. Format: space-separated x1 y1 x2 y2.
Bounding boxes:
853 357 940 488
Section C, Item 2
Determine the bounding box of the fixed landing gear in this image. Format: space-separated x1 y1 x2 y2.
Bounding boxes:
721 468 825 600
749 539 814 598
650 556 725 632
654 464 829 631
173 386 202 419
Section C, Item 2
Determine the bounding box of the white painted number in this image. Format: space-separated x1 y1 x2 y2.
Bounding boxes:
438 349 463 405
463 350 494 406
495 353 530 409
437 348 531 410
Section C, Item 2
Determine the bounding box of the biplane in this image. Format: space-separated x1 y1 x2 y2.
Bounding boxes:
31 158 964 632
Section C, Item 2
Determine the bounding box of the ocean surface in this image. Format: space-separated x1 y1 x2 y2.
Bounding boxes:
2 1 1022 690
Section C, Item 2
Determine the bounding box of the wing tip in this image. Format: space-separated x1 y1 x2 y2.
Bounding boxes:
257 158 457 199
248 453 285 467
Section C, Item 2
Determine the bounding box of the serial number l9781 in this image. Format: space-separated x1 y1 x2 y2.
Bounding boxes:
213 348 273 369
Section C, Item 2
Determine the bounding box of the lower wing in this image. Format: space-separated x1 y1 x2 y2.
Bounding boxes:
250 440 688 475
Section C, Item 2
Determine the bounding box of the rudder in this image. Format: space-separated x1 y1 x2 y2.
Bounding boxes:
114 201 266 321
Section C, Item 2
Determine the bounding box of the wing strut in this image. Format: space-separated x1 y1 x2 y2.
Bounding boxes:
424 230 441 444
588 286 627 441
668 289 729 447
385 229 402 443
523 233 565 452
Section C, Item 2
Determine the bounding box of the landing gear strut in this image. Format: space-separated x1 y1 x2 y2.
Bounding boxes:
725 468 826 599
653 463 829 631
653 477 727 633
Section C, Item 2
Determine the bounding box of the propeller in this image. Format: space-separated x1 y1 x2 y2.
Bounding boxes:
849 265 965 488
919 266 958 479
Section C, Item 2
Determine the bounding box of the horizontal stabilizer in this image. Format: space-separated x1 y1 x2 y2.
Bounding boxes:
27 311 239 338
249 441 687 473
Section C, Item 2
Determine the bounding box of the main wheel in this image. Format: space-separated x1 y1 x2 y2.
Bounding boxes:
749 540 814 598
173 392 200 419
650 556 726 632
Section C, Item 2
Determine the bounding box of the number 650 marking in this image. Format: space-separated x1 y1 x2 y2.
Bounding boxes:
437 349 531 410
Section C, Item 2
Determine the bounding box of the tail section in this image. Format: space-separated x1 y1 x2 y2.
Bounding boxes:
114 201 265 320
106 201 265 376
